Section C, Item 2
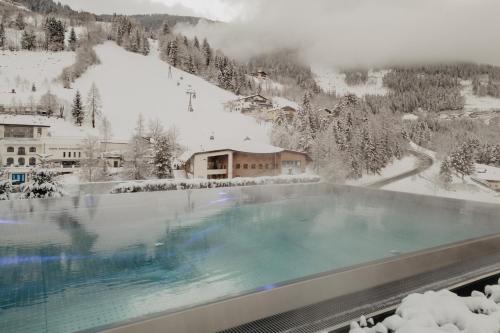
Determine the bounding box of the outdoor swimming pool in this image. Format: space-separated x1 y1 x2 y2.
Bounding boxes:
0 184 499 333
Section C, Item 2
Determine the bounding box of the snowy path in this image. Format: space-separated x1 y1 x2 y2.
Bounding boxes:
367 150 434 189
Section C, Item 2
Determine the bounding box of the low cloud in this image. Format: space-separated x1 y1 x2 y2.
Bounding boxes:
178 0 500 68
57 0 198 17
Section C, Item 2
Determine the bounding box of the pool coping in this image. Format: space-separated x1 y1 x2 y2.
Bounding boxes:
93 231 500 333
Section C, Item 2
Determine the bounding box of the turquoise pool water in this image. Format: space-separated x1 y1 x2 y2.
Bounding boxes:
0 185 499 333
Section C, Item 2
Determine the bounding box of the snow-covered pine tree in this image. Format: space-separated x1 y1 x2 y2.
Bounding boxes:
168 39 178 67
44 18 65 51
72 90 84 126
86 83 102 128
21 30 36 50
161 22 170 35
20 170 64 199
150 135 173 179
15 12 25 30
0 22 5 49
68 27 77 51
202 38 212 67
439 158 453 189
187 55 196 74
449 145 475 180
141 36 150 55
193 36 200 49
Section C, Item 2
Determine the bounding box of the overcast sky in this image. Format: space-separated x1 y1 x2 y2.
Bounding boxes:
60 0 500 68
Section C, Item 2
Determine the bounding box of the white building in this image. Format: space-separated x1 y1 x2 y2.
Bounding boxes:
0 117 129 184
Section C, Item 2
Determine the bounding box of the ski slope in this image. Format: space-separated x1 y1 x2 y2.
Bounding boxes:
66 40 270 149
313 67 389 97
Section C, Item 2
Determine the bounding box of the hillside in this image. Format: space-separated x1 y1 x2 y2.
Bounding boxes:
0 38 270 148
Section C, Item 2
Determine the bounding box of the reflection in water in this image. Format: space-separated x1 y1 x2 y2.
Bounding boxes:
0 187 498 333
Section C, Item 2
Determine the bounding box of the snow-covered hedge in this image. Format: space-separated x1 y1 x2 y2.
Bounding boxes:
350 280 500 333
110 175 321 194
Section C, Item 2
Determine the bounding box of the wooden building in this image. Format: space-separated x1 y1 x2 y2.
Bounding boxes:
181 140 310 179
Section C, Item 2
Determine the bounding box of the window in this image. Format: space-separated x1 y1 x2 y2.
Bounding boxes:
18 157 25 166
113 161 119 168
7 147 14 153
4 126 33 138
259 164 263 169
265 164 269 169
37 127 42 136
243 164 248 169
6 158 14 166
79 152 81 158
18 147 26 156
29 147 36 153
63 152 66 158
29 157 36 166
236 164 241 169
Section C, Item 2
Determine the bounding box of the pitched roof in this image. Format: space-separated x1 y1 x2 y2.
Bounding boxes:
179 139 287 162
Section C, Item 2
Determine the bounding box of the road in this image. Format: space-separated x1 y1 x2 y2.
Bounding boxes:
367 150 434 189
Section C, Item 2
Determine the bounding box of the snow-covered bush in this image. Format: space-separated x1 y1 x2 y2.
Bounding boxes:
111 174 321 194
0 179 12 201
20 170 65 199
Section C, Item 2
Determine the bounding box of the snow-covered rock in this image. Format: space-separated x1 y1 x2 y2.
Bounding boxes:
350 279 500 333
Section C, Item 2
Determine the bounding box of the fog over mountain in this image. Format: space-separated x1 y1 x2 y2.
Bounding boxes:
177 0 500 68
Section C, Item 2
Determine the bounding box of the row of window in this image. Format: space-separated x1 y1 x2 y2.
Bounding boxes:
5 157 36 166
234 161 302 170
235 163 279 170
63 152 82 158
6 147 37 155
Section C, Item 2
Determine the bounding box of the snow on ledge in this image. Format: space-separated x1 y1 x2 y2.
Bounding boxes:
350 281 500 333
111 174 321 194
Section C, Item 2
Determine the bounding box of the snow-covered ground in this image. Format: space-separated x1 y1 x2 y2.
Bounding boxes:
313 67 389 97
0 49 75 104
382 146 499 204
0 40 271 149
350 283 500 333
461 80 500 112
346 156 418 187
64 40 270 148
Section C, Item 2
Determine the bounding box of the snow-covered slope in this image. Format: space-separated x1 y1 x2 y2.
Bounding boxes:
0 49 75 104
314 67 389 97
0 40 271 149
65 40 270 149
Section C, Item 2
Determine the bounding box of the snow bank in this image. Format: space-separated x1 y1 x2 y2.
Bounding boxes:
110 174 321 194
350 281 500 333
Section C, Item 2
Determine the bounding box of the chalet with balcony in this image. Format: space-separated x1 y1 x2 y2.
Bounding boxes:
181 139 311 180
224 94 273 114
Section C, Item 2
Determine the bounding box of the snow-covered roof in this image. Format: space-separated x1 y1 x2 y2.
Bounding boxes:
475 164 500 181
0 115 51 127
179 139 291 162
235 94 270 102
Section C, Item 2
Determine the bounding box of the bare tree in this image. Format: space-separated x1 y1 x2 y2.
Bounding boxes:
86 82 102 128
81 136 102 182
